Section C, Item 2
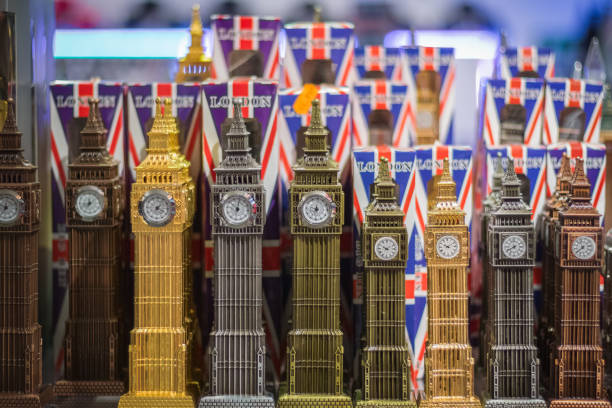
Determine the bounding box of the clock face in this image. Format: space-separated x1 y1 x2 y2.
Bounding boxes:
502 235 527 259
221 192 255 226
298 191 336 227
75 186 104 221
138 189 176 227
0 190 24 225
374 236 399 260
571 235 597 260
436 235 460 259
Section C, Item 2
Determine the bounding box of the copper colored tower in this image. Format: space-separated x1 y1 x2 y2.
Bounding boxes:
198 101 274 408
420 158 480 408
0 99 45 407
357 157 416 408
483 160 545 407
277 99 351 408
548 158 610 408
54 99 125 396
538 153 572 389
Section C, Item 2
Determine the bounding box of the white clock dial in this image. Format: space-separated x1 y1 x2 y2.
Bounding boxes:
0 190 24 225
436 235 460 259
502 235 527 259
374 236 399 260
75 186 104 220
222 192 255 226
571 235 596 260
138 189 175 227
299 191 336 227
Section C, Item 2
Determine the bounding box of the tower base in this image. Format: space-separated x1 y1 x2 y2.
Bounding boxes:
0 384 53 408
418 396 482 408
356 399 417 407
549 399 612 408
277 393 353 408
54 379 125 396
198 394 275 408
484 397 547 408
118 393 195 408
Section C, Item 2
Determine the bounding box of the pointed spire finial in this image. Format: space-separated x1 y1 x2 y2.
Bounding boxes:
313 5 322 22
2 97 18 133
559 153 572 180
378 157 390 179
432 158 458 205
309 99 323 130
150 97 165 133
492 152 504 190
584 36 606 82
441 158 452 181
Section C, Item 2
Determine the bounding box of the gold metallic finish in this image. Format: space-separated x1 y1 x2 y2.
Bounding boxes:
118 98 196 408
175 4 211 83
277 99 351 408
356 157 416 408
420 159 481 408
415 71 440 145
548 158 611 408
54 99 126 396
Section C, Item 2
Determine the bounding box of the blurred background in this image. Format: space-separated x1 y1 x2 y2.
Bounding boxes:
55 0 612 78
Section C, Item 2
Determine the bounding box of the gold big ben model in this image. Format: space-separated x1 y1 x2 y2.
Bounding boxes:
420 158 480 408
118 98 195 408
357 157 416 408
277 99 352 408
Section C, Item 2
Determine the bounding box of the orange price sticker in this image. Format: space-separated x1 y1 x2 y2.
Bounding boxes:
293 83 319 115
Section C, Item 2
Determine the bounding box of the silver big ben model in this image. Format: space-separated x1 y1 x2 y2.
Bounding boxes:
483 160 545 408
198 100 274 408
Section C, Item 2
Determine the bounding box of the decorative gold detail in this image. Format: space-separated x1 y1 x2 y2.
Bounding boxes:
277 99 351 408
420 159 481 408
357 157 416 408
118 98 195 408
175 4 211 83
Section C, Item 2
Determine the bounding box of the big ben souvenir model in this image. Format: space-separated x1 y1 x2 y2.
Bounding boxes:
118 98 195 408
420 158 480 408
483 161 545 408
277 100 352 408
0 100 46 407
198 102 274 408
175 5 211 83
549 158 611 408
357 157 416 408
54 99 125 396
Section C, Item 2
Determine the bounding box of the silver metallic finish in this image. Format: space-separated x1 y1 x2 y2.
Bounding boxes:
0 188 25 225
199 100 273 408
74 185 105 221
483 160 545 408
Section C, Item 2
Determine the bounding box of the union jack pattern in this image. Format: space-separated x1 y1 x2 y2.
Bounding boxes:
351 80 413 148
210 15 282 81
481 77 545 146
353 45 403 80
283 22 356 88
126 83 202 182
401 46 456 145
49 81 125 378
543 78 604 144
497 46 555 79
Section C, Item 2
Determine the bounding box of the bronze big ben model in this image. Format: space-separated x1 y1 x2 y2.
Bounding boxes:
118 98 195 408
537 153 572 389
357 157 416 408
483 161 545 408
420 158 480 408
548 158 610 408
54 99 125 396
277 99 351 408
198 101 274 408
0 100 45 407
